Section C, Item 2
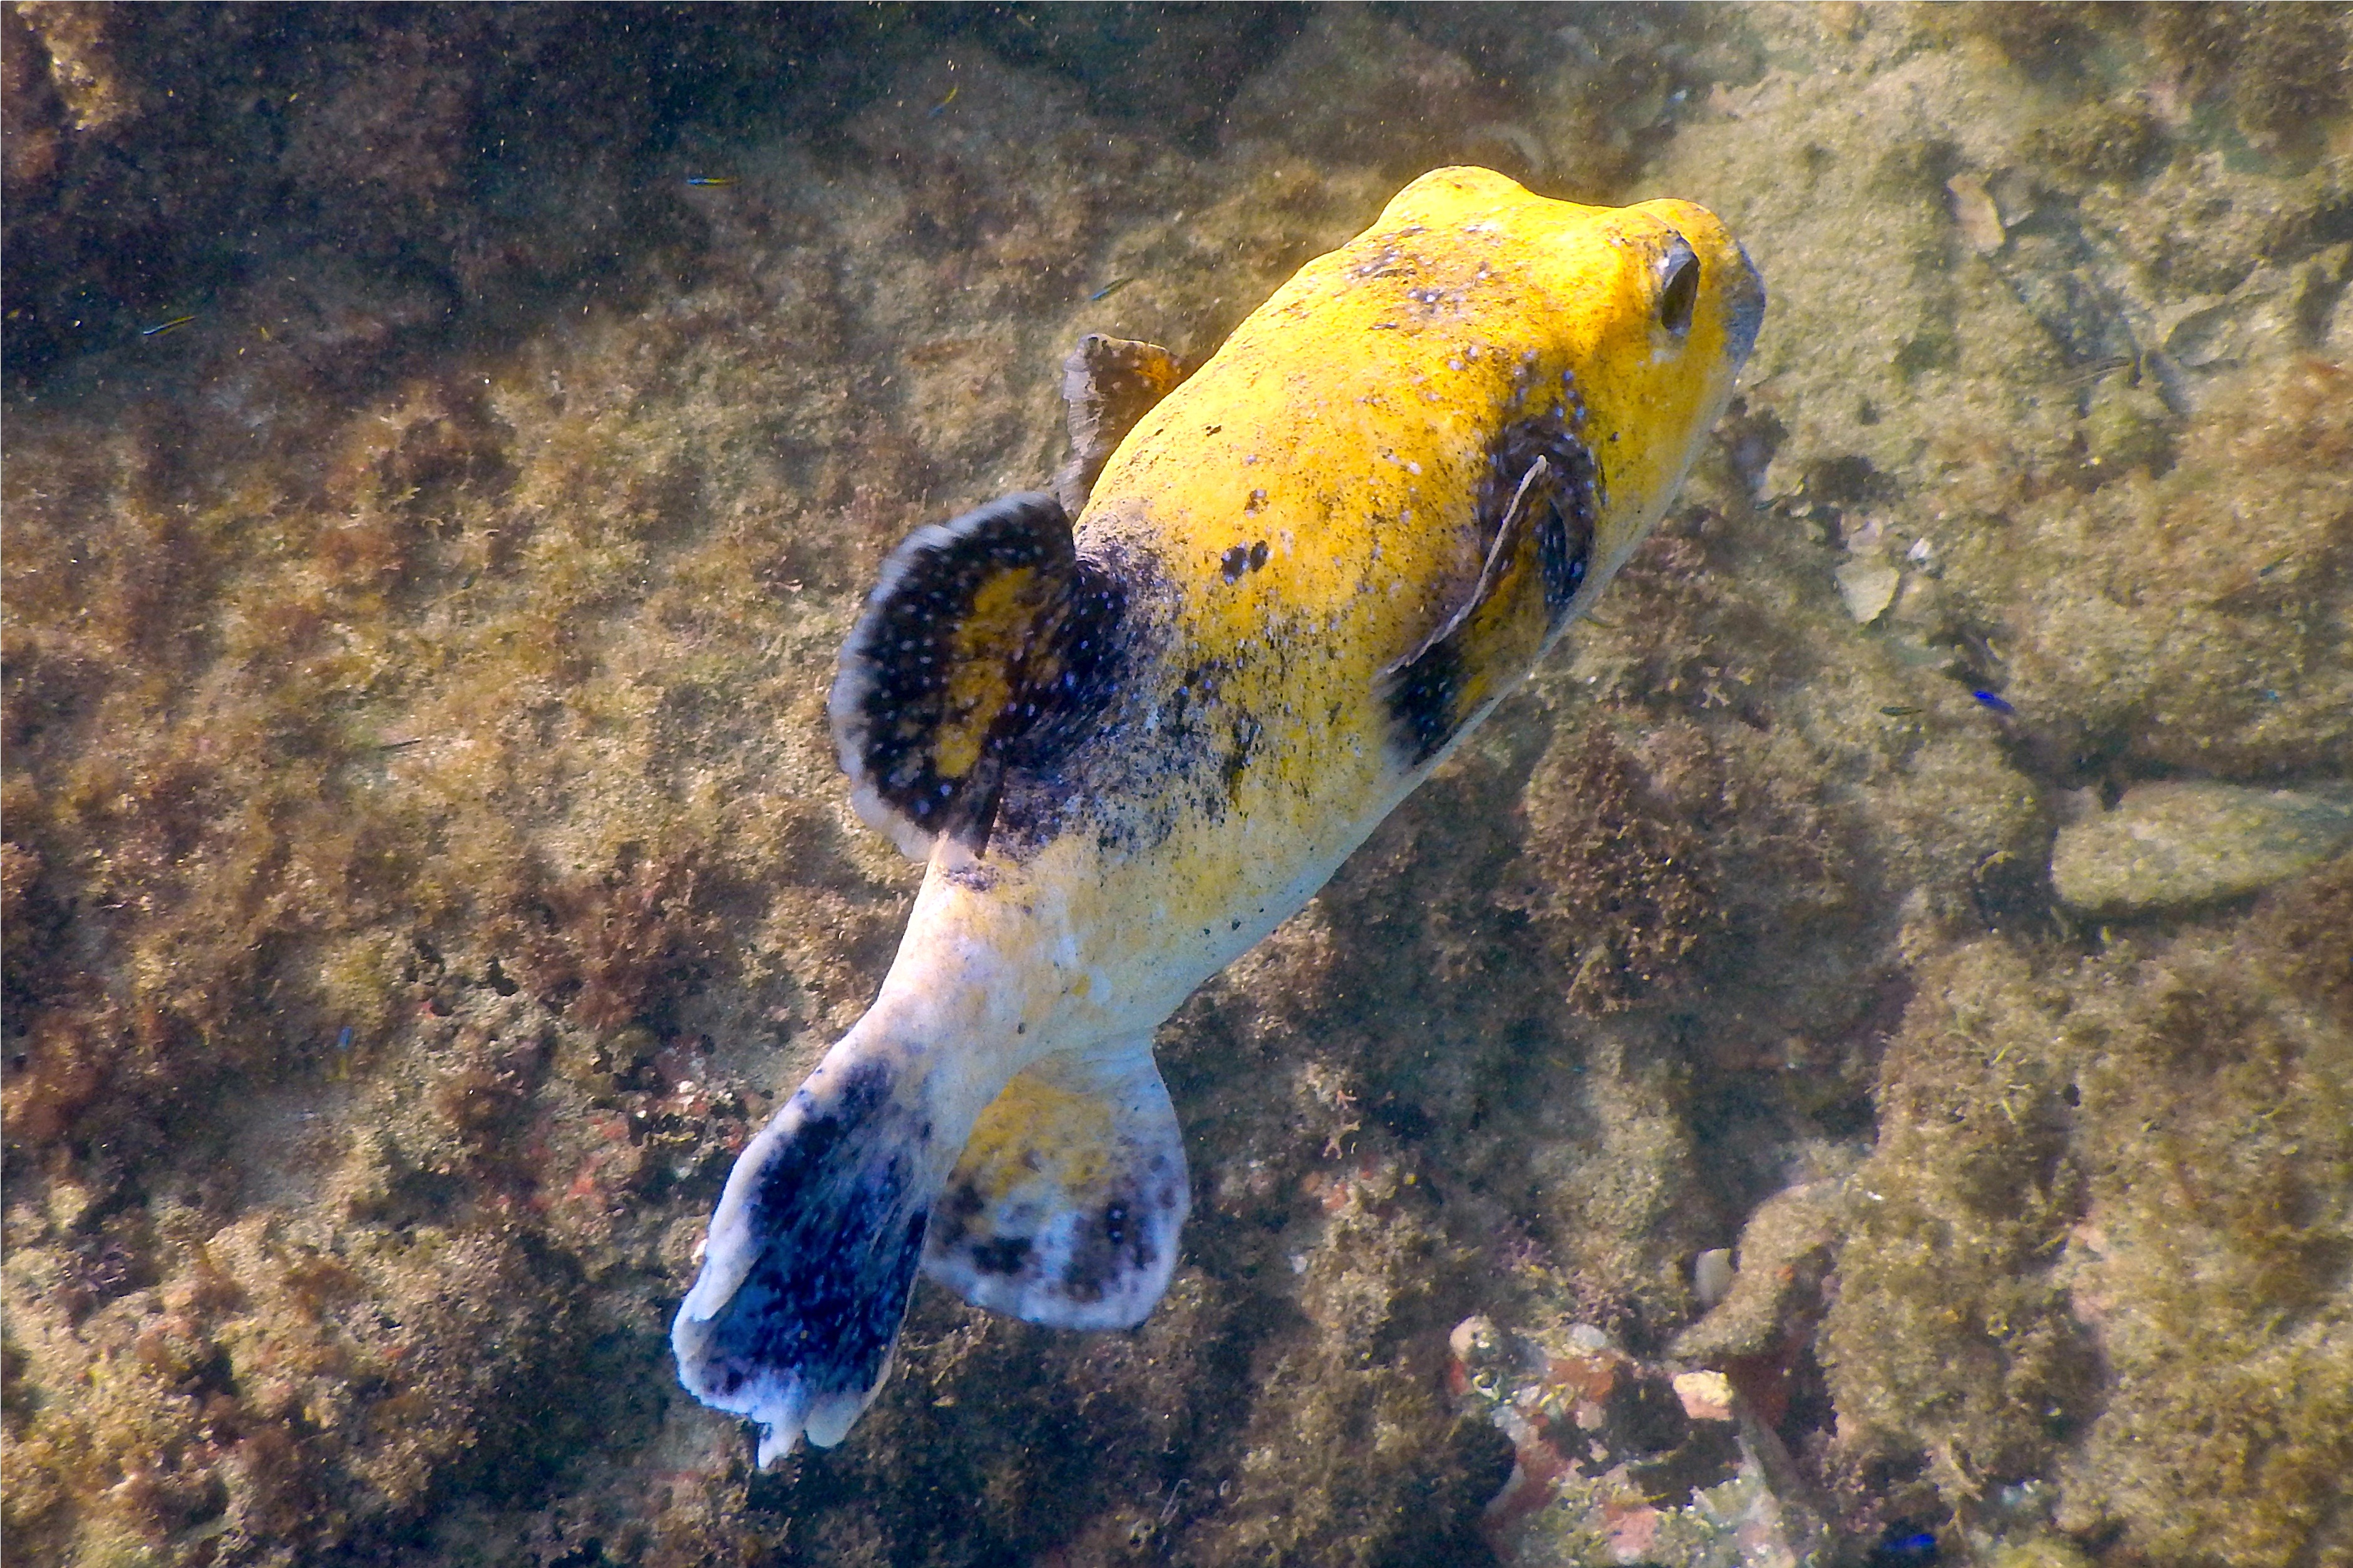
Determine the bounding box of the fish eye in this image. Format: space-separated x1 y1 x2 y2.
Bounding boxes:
1656 234 1700 337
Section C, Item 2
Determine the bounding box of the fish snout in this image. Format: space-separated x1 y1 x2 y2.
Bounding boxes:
1721 240 1767 371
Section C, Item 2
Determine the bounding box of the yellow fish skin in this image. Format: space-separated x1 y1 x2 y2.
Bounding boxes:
673 167 1763 1464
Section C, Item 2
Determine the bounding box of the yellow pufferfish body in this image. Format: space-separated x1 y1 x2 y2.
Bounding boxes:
674 167 1764 1464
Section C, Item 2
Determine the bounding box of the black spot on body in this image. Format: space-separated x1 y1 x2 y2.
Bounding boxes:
1036 1178 1167 1307
1381 405 1599 766
934 1179 985 1248
748 1058 897 1222
1220 714 1264 799
1483 406 1598 622
989 541 1262 858
1387 638 1465 764
945 859 1000 893
972 1236 1033 1275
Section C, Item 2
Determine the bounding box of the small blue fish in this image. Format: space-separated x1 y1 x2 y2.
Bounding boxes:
929 84 958 117
1872 1529 1939 1564
1972 689 2016 716
141 314 198 338
1089 277 1136 302
684 176 735 188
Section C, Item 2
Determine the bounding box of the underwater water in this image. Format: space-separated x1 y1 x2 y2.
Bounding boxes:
4 4 2350 1565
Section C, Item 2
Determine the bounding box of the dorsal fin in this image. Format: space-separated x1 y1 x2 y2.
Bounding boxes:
1053 333 1188 516
1380 416 1600 766
830 493 1123 858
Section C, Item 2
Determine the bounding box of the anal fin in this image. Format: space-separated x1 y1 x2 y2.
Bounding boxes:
922 1037 1190 1330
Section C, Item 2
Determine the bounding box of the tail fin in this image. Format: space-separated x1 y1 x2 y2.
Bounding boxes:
922 1037 1190 1330
672 1033 1192 1462
671 1050 941 1465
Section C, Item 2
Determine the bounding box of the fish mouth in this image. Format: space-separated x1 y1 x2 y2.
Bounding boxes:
1722 240 1768 372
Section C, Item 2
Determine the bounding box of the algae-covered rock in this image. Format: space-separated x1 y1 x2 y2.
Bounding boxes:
1821 894 2353 1565
2078 373 2174 475
2052 781 2353 916
1670 1180 1842 1368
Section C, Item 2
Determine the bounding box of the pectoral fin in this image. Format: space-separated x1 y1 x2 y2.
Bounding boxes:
830 494 1125 858
922 1037 1190 1330
1380 430 1599 766
1053 333 1188 516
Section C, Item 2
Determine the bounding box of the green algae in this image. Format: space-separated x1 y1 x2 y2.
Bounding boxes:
5 6 2353 1567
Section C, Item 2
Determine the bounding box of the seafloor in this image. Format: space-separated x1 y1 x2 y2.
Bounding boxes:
4 6 2350 1566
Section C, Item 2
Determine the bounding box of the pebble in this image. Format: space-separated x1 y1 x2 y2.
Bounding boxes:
1672 1370 1736 1422
2051 781 2353 916
1946 171 2005 255
1693 1248 1734 1308
1835 559 1900 625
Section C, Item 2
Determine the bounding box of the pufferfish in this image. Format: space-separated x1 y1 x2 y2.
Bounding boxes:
674 166 1764 1463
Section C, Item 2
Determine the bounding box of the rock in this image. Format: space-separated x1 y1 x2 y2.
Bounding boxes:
1219 11 1488 176
1947 170 2005 255
2081 372 2175 473
959 4 1304 144
1693 1247 1734 1308
2052 781 2353 916
1672 1181 1841 1366
1835 558 1901 625
1672 1370 1736 1422
1449 1314 1507 1378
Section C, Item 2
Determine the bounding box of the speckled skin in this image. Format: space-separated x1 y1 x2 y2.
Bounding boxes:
674 167 1762 1464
